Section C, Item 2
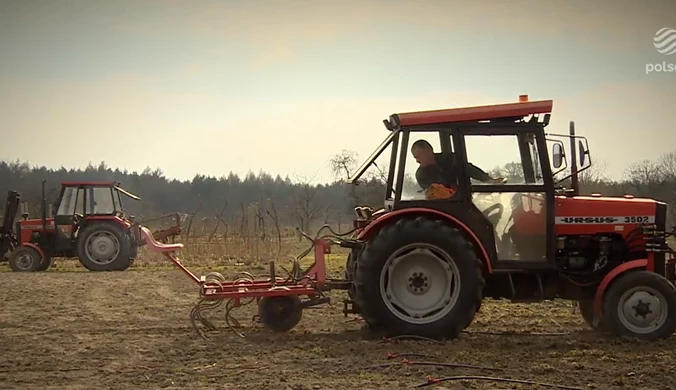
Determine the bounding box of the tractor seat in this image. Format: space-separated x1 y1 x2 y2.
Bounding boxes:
140 226 184 253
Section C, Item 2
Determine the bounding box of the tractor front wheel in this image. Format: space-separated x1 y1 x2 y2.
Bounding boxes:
77 223 132 271
8 246 46 272
353 216 485 339
602 270 676 340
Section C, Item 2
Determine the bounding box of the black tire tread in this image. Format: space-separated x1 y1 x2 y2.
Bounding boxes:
8 246 43 272
577 299 609 332
352 216 485 339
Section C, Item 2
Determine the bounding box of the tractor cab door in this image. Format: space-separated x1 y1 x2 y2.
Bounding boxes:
458 127 555 270
53 186 85 251
85 186 117 216
390 130 500 253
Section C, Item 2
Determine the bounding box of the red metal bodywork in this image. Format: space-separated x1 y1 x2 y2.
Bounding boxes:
18 215 130 244
554 195 658 236
139 226 330 303
356 208 493 273
392 100 553 127
593 259 648 317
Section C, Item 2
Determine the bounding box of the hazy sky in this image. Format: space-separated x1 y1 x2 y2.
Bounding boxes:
1 0 675 184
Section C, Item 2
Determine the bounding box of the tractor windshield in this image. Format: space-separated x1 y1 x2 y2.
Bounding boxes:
347 130 397 184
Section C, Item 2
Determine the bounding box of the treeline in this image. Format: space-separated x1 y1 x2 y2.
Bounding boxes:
0 159 385 231
1 149 675 230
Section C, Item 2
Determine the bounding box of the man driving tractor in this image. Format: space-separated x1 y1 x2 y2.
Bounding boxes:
411 139 505 199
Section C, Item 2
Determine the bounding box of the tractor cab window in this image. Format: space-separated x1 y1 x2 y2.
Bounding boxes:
401 131 452 200
464 132 548 262
87 187 116 215
464 133 544 185
57 187 84 216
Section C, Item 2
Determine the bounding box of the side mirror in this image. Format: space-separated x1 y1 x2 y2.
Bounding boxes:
578 139 590 167
551 143 564 169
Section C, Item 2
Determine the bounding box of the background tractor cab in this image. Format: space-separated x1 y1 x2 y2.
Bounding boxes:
10 181 141 272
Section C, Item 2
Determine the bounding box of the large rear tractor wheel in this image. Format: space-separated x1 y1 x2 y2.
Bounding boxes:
8 246 48 272
346 252 383 329
353 216 485 339
77 223 133 271
602 270 676 340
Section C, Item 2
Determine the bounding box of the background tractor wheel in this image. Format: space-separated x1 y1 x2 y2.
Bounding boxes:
77 223 132 271
353 216 485 339
35 255 52 272
602 270 676 340
577 300 609 332
258 295 303 332
8 246 45 272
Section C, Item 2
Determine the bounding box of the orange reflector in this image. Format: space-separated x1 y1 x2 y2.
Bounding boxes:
519 94 529 103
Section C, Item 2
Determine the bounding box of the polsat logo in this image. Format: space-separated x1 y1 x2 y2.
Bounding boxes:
654 27 676 55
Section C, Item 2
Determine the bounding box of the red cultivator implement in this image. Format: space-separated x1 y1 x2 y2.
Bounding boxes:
137 225 357 338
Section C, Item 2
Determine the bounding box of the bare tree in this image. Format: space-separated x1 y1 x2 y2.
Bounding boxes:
329 150 358 179
290 174 324 239
579 160 609 193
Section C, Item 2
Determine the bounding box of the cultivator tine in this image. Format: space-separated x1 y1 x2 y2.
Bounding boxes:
190 299 223 339
188 271 260 339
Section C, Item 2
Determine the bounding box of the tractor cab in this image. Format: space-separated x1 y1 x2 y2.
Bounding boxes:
52 181 140 247
348 95 591 271
12 181 141 272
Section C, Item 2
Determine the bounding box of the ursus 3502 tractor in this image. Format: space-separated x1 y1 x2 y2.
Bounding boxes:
148 95 675 342
8 181 142 272
340 95 676 341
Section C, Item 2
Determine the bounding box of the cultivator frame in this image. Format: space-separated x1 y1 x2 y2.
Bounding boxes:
137 224 357 338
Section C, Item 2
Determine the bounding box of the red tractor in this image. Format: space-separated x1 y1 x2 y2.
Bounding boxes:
8 181 142 272
343 95 676 340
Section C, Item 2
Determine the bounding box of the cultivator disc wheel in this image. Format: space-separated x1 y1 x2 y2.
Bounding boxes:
257 295 303 332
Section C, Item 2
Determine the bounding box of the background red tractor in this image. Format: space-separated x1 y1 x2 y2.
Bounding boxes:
343 95 676 341
7 181 142 272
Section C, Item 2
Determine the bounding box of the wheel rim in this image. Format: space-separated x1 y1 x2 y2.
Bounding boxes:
16 251 37 270
616 286 668 334
379 243 460 325
84 231 120 265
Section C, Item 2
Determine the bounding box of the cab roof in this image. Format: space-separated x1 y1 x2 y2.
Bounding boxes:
389 98 553 127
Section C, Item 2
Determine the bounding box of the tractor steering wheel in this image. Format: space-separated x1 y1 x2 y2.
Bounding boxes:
482 203 504 223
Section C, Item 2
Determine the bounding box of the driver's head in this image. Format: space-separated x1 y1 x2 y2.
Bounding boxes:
411 140 436 167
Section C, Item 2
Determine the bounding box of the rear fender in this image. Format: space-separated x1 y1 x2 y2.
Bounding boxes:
357 208 493 273
593 259 647 319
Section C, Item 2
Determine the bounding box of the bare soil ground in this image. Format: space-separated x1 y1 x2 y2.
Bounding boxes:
1 265 676 390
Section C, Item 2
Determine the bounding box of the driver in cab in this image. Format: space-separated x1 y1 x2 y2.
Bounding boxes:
411 140 505 199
